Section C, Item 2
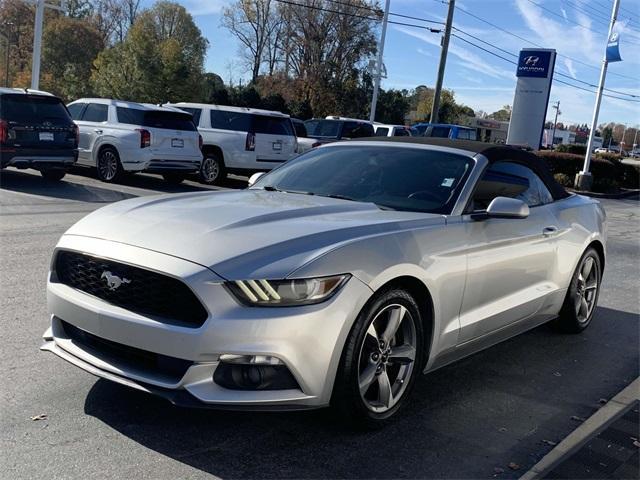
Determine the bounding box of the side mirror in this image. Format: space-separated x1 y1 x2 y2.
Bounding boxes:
248 172 265 187
484 196 529 219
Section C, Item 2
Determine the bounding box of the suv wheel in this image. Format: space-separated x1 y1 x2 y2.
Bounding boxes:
332 288 423 428
200 154 226 185
162 173 186 185
96 147 122 183
40 169 66 181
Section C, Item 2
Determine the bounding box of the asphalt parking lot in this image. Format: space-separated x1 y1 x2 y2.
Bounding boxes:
1 167 638 479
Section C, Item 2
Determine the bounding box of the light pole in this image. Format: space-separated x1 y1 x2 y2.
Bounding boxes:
30 0 66 90
1 22 13 87
550 100 560 149
576 0 620 190
369 0 390 123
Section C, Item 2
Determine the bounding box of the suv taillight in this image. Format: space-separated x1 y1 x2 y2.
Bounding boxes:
72 124 79 146
137 129 151 148
0 119 7 144
198 134 203 150
245 132 255 151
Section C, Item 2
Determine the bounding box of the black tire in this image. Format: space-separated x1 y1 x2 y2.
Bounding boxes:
40 169 66 181
96 147 123 183
553 247 602 333
331 287 424 429
162 173 186 185
199 154 226 185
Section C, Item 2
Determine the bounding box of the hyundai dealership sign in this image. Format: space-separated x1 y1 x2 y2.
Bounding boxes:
507 48 556 150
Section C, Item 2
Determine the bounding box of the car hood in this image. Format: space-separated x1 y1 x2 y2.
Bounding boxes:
65 190 445 279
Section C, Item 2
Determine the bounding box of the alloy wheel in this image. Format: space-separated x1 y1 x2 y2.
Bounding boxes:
201 157 220 183
575 256 599 323
357 304 417 413
98 150 119 181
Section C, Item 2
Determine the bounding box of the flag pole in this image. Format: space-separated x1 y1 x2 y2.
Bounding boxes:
575 0 621 191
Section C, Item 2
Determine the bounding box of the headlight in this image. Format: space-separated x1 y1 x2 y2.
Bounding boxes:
227 275 350 306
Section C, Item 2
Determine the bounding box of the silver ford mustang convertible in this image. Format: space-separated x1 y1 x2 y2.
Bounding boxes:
41 138 606 426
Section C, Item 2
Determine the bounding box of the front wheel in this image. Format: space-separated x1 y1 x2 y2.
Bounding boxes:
40 169 66 181
332 288 424 428
554 247 602 333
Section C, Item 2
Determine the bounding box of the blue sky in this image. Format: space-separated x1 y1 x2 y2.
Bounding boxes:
154 0 639 127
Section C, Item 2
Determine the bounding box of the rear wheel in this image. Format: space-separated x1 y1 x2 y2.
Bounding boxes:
332 288 423 428
554 247 602 333
199 154 226 185
162 173 186 185
96 147 122 183
40 169 66 181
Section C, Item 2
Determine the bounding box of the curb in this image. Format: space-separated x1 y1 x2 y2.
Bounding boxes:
568 189 640 199
519 378 640 480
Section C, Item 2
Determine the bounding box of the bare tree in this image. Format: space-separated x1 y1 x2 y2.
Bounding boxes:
222 0 282 82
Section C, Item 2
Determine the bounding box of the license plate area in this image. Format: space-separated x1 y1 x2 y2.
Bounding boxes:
171 138 184 148
39 132 54 141
272 141 282 151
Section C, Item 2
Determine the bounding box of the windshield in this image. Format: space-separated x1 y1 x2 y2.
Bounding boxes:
306 119 341 138
252 145 474 214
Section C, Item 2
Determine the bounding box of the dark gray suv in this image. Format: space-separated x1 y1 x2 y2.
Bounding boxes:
1 88 78 181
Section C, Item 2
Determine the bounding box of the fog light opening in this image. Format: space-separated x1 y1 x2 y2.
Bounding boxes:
213 356 300 391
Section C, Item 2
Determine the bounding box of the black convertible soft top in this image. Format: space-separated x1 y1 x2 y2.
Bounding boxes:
356 137 570 200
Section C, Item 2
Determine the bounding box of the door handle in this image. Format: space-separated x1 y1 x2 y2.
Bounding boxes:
94 129 103 134
543 226 559 237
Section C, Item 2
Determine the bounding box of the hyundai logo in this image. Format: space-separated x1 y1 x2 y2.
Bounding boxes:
523 56 540 66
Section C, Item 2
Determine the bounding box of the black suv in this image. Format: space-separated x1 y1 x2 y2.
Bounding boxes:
1 89 78 181
304 118 375 145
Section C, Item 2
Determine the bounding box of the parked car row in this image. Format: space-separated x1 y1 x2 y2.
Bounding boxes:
2 87 481 184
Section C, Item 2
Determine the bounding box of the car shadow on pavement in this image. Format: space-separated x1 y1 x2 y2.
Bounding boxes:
0 169 138 203
82 306 639 479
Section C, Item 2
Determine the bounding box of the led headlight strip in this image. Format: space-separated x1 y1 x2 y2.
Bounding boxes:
229 275 349 306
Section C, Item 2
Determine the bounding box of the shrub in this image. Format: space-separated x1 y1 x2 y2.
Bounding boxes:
537 150 640 191
592 178 620 194
554 173 573 187
556 144 587 155
595 152 623 162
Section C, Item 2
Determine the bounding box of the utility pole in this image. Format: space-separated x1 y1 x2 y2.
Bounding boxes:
550 100 560 149
1 22 13 87
430 0 455 124
633 127 638 153
576 0 620 190
30 0 66 90
369 0 390 123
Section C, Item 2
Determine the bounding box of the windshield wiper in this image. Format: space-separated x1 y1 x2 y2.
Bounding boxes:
263 185 315 195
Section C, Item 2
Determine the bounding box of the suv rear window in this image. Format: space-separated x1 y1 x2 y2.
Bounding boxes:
179 107 202 126
342 121 374 138
1 94 71 125
375 127 389 136
117 107 196 131
253 116 294 136
427 126 451 138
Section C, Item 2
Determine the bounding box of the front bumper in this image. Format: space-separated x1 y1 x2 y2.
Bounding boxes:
42 235 372 409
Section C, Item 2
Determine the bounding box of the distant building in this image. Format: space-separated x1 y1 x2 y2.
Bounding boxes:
462 117 509 143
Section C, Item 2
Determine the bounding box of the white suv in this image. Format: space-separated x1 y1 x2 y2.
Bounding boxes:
373 123 413 137
170 103 297 185
67 99 202 183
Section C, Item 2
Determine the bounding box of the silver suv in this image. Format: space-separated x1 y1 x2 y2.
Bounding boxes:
67 99 202 184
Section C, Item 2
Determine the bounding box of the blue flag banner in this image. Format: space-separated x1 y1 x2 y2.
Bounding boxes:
606 31 622 62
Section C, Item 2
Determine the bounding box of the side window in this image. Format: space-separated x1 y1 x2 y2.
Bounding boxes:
375 127 389 136
471 161 554 210
67 103 85 120
210 110 252 132
428 126 451 138
180 107 202 126
82 103 108 122
457 129 470 140
253 116 295 136
394 127 410 137
292 121 307 138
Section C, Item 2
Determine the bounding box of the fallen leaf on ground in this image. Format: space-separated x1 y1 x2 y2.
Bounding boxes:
542 439 557 446
30 414 47 421
498 427 507 432
633 440 640 448
493 467 505 474
570 415 586 422
508 462 520 470
599 398 608 404
553 372 562 377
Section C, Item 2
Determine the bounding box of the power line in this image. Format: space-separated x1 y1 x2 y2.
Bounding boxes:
524 0 640 45
452 28 639 98
454 5 639 82
322 0 444 25
449 33 640 103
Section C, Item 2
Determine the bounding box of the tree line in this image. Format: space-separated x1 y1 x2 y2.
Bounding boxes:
0 0 486 124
